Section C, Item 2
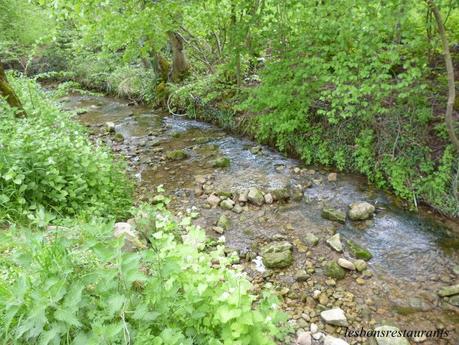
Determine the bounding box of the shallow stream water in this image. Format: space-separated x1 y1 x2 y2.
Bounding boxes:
60 93 459 344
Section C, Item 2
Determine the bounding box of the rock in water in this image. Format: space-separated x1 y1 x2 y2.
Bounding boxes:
206 194 221 208
304 233 319 246
320 308 348 326
374 326 410 345
261 241 293 268
211 156 230 168
324 261 346 280
326 233 343 252
321 207 346 223
271 188 290 202
347 240 373 261
248 187 264 206
217 214 230 230
105 121 116 133
438 284 459 297
220 199 235 210
166 149 188 160
238 190 249 202
264 193 274 204
448 295 459 306
327 173 337 182
250 145 263 154
338 258 355 270
354 259 368 272
348 201 375 221
323 335 349 345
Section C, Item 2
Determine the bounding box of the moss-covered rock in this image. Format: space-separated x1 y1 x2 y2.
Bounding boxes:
324 261 346 280
114 132 124 142
211 156 230 168
248 187 265 206
321 207 346 223
217 214 231 230
261 241 293 269
271 188 290 202
166 149 188 160
347 240 373 261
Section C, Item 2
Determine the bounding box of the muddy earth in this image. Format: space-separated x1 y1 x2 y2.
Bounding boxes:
60 93 459 345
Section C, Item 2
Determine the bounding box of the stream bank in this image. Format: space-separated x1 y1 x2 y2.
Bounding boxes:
60 92 459 345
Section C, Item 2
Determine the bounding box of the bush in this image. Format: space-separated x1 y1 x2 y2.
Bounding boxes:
0 74 133 221
0 204 286 344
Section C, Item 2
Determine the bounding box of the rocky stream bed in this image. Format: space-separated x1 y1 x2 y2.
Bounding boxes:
60 93 459 345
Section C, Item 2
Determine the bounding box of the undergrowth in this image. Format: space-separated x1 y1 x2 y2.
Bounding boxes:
0 74 133 222
0 203 287 345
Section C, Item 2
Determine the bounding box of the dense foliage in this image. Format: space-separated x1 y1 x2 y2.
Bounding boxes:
14 0 453 215
0 74 133 221
0 204 286 345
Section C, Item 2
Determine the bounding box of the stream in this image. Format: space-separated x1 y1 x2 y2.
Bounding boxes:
60 93 459 344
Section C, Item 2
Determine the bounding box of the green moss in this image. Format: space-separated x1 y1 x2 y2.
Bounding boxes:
347 240 373 261
324 261 346 280
166 149 188 160
211 156 230 168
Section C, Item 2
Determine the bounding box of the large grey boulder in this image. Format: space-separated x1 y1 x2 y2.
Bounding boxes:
261 241 293 269
348 201 375 221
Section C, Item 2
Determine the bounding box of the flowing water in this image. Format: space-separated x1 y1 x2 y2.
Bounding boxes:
60 93 459 344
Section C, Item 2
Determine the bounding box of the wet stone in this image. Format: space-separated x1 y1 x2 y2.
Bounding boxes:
326 233 343 252
348 201 375 221
166 149 188 160
347 240 372 261
338 258 356 270
354 259 368 272
261 241 293 269
211 156 230 168
322 207 346 223
248 187 264 206
304 233 319 246
325 261 346 280
438 284 459 297
220 199 235 210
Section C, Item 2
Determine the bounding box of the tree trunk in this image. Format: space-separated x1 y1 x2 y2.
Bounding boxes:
167 31 189 83
428 0 459 152
0 62 26 118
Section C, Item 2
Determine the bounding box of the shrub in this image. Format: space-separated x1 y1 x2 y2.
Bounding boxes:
0 74 133 221
0 204 286 344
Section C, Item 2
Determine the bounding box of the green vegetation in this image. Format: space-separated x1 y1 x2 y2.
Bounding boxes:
9 0 452 215
0 1 458 341
0 75 286 343
0 74 132 222
0 204 286 344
